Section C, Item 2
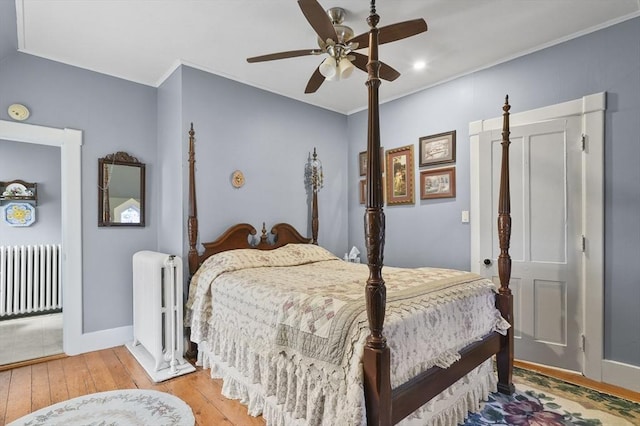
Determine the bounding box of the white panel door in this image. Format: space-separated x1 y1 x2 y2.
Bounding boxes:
478 117 583 372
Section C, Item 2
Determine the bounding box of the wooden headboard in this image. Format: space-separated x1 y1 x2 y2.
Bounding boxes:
196 222 310 271
185 124 316 276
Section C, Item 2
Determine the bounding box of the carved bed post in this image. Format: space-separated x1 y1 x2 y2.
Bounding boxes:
186 123 199 360
311 189 319 244
362 1 391 425
311 148 320 245
496 97 515 394
187 123 199 276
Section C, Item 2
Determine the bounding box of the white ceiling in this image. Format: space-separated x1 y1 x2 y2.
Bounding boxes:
15 0 640 114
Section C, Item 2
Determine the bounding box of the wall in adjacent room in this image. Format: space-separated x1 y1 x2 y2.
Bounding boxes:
0 140 61 244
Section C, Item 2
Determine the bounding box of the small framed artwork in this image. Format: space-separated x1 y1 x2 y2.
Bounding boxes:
359 148 385 177
420 167 456 199
419 130 456 167
385 145 414 205
360 179 386 205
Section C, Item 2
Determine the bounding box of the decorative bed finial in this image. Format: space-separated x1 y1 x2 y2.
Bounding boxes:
305 148 323 244
308 147 323 193
502 95 511 145
368 0 379 27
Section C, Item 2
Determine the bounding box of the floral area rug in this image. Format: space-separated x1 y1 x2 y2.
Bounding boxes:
7 389 195 426
462 367 640 425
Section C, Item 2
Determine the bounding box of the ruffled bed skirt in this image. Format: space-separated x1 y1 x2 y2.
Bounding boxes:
198 340 496 426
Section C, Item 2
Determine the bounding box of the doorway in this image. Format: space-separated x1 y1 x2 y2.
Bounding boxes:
469 93 604 381
478 118 584 371
0 140 64 365
0 120 82 356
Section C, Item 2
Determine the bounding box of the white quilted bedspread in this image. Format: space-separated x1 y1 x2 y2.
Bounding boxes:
187 244 509 426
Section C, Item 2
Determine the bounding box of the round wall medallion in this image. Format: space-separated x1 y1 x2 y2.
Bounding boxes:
231 170 245 188
3 202 36 227
8 104 30 121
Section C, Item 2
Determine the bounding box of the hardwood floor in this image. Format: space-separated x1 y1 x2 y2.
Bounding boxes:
514 360 640 404
2 349 639 425
0 346 265 426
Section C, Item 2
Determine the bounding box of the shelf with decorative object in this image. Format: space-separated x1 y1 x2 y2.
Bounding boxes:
0 179 38 205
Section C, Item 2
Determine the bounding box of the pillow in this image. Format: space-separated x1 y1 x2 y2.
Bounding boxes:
269 243 339 266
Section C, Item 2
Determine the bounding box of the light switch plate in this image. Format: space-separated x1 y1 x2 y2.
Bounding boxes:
461 210 469 223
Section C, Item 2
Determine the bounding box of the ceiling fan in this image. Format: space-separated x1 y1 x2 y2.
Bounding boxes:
246 0 428 94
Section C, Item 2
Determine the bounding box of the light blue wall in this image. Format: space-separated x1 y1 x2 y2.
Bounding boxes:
157 67 184 256
347 77 475 271
0 0 17 63
0 51 158 333
0 140 61 244
1 0 637 368
347 17 640 366
178 66 349 257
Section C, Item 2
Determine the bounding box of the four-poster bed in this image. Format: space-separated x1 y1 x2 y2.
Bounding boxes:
184 3 514 425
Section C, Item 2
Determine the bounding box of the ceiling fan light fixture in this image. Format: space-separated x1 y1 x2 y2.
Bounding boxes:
338 58 354 79
319 56 338 80
246 0 428 94
334 24 354 44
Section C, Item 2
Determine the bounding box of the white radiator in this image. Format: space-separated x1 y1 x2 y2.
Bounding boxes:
0 244 62 317
129 251 194 382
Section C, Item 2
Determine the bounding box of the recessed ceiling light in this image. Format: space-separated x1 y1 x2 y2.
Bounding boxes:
413 61 427 71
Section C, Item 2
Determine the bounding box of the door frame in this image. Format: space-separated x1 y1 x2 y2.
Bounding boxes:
469 93 604 381
0 120 84 354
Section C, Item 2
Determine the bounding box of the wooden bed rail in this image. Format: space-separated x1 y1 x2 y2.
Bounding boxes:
391 333 501 424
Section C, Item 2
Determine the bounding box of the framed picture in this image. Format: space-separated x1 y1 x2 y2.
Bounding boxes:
385 145 414 205
419 130 456 167
359 147 385 176
420 167 456 199
360 179 386 205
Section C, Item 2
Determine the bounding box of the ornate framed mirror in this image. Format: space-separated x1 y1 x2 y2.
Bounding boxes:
98 152 145 227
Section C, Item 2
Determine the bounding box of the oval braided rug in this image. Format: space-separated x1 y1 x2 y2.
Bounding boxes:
8 389 195 426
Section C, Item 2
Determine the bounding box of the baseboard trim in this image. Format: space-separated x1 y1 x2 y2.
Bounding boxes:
515 359 640 403
0 353 67 372
602 359 640 393
64 325 133 356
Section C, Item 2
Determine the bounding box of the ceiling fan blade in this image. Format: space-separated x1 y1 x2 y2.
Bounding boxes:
247 49 323 63
297 0 338 43
349 18 428 50
350 52 401 81
305 67 325 94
